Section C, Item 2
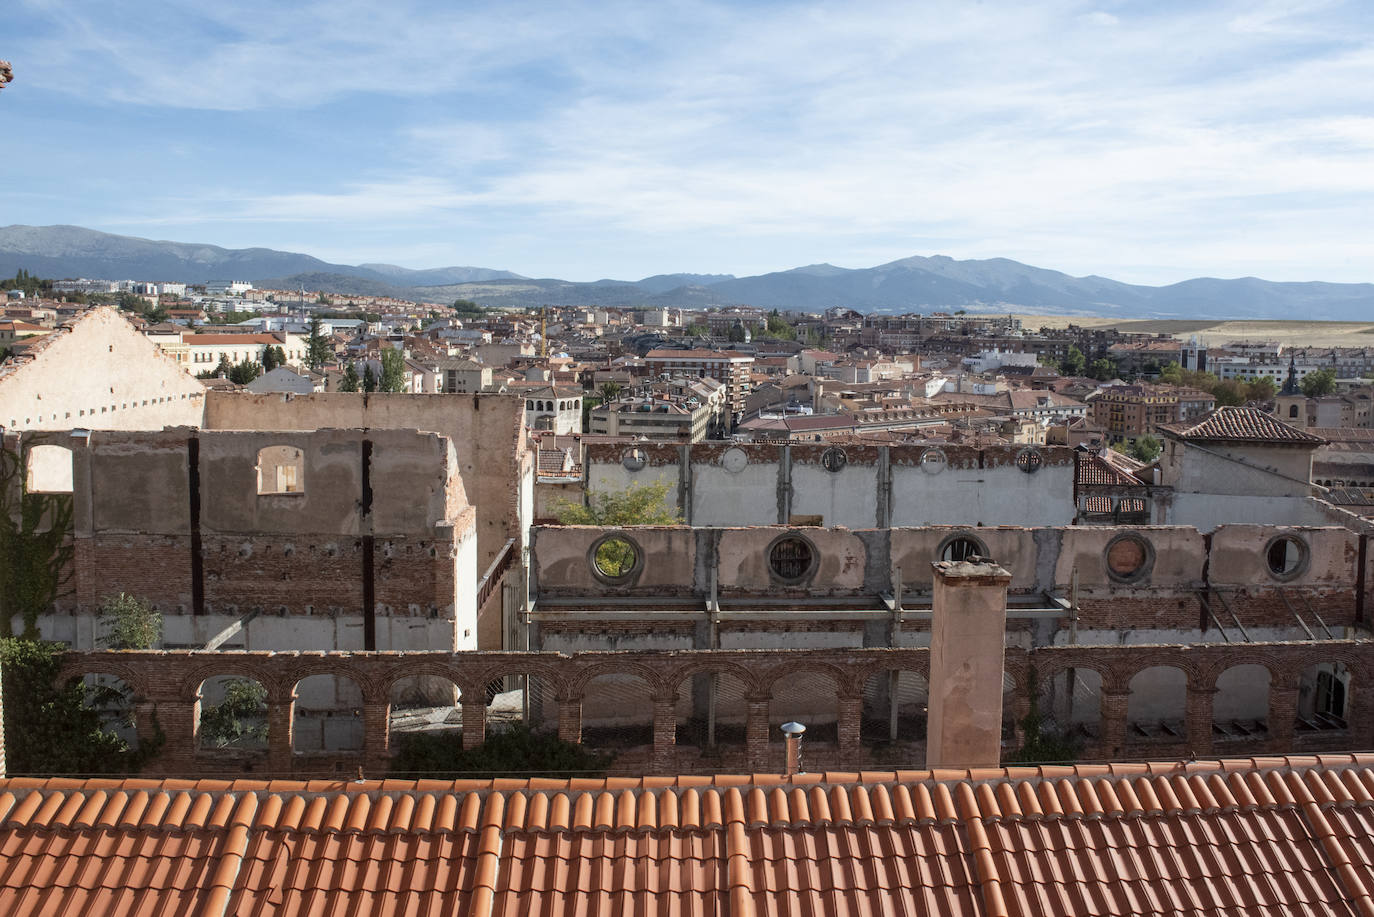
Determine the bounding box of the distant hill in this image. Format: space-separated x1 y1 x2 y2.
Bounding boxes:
3 224 1372 319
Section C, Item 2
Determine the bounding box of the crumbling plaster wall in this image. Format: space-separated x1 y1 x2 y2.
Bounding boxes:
583 442 1076 528
9 427 477 652
201 391 527 565
0 307 206 434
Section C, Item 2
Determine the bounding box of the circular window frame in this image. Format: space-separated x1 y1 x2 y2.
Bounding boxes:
1015 447 1044 474
1103 532 1154 584
1264 533 1310 582
588 532 644 586
622 448 647 472
821 446 848 473
720 447 748 474
936 531 989 564
766 531 819 586
920 448 948 475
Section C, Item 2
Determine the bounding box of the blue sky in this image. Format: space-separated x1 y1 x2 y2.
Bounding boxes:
3 0 1372 284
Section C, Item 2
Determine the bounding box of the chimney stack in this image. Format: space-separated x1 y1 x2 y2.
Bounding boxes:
925 556 1012 769
781 721 806 778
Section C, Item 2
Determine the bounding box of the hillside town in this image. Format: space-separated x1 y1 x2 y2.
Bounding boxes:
7 276 1374 910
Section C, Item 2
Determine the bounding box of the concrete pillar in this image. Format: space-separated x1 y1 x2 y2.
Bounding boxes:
745 698 771 773
1099 689 1130 758
557 697 583 745
266 700 294 773
837 693 863 767
651 696 678 773
462 697 487 751
1268 682 1299 753
925 558 1012 769
1185 685 1216 756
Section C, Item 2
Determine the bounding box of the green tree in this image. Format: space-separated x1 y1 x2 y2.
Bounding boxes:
1158 362 1183 385
1128 434 1162 464
261 344 279 371
97 593 162 650
555 479 682 526
762 310 797 340
227 359 260 385
0 638 157 775
380 347 407 392
727 322 747 342
305 315 332 370
1059 345 1086 377
597 381 623 404
199 678 269 749
391 725 608 779
684 322 709 336
339 362 361 392
1212 379 1247 406
363 364 378 393
1301 368 1337 397
1088 358 1117 381
1245 377 1278 402
0 448 74 637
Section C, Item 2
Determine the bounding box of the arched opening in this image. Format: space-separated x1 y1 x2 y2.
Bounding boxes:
1289 404 1299 418
389 673 462 739
938 533 987 563
292 674 363 754
768 670 839 748
1126 666 1187 741
1297 662 1350 733
26 444 73 493
1212 664 1270 743
680 670 750 755
197 675 269 751
256 445 304 495
580 673 656 752
1045 666 1102 745
74 672 139 749
860 669 927 748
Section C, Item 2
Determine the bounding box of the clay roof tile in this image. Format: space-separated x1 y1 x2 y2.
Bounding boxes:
869 785 895 825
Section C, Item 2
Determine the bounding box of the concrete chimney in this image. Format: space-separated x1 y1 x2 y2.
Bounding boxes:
781 721 806 778
925 557 1012 769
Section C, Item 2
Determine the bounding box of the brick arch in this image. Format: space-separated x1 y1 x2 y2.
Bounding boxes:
379 661 469 702
56 660 150 699
565 661 671 700
1196 656 1283 692
757 660 856 697
851 654 930 688
664 660 765 699
281 659 387 702
458 660 574 701
1023 657 1114 692
180 661 290 703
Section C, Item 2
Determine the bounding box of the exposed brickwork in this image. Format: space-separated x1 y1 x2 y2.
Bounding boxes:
49 641 1374 779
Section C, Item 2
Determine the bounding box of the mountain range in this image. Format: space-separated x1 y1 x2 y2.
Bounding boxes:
2 224 1372 321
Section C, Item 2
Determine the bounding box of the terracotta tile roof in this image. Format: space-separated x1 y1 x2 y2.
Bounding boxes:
1159 406 1328 445
10 756 1374 914
1076 451 1146 486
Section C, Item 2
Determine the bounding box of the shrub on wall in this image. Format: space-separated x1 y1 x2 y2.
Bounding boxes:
390 726 609 779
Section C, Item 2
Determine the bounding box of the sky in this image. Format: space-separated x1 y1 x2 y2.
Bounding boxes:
2 0 1373 285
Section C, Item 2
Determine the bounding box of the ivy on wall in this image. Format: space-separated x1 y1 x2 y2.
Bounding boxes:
0 445 75 637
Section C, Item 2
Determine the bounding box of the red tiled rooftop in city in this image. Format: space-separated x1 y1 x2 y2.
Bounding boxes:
6 755 1374 915
1159 405 1327 445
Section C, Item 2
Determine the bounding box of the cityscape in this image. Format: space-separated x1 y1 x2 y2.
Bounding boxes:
4 0 1374 913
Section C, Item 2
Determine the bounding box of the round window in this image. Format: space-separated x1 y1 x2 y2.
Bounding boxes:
622 448 647 472
768 534 817 584
720 447 748 474
1015 447 1043 474
1265 534 1309 581
589 534 642 584
938 532 988 563
1104 533 1153 583
920 448 948 475
821 446 848 473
